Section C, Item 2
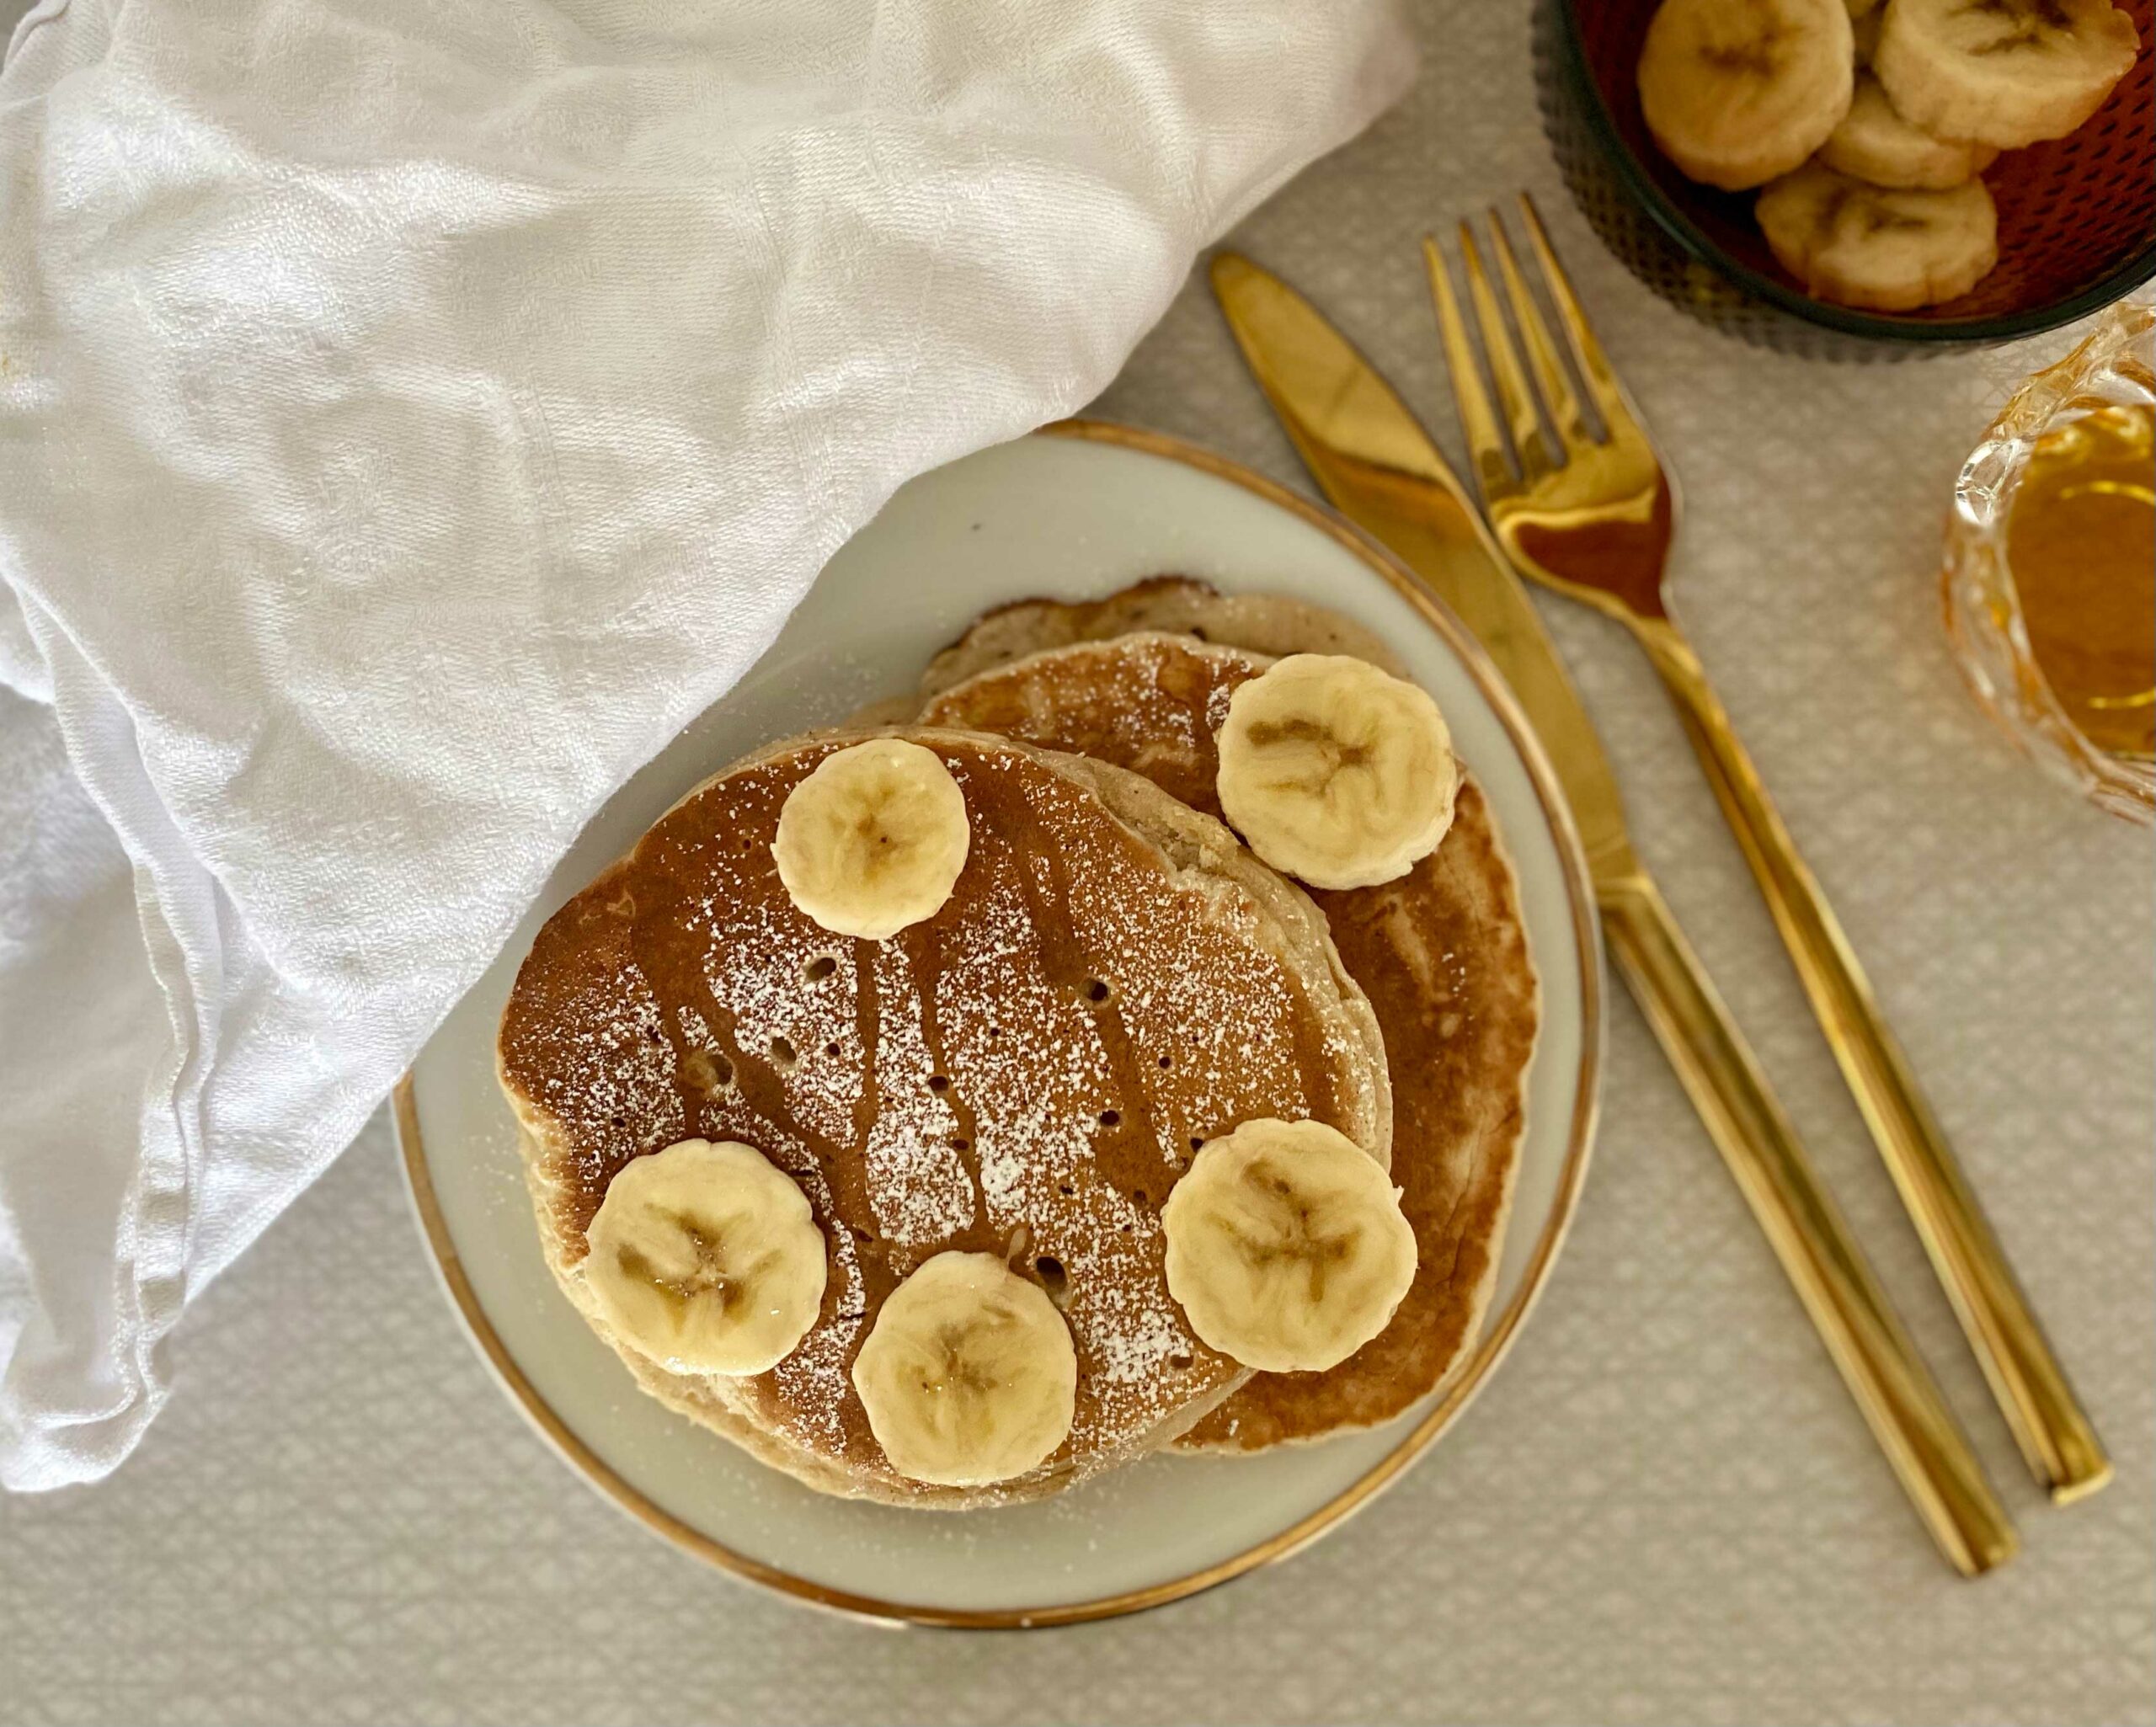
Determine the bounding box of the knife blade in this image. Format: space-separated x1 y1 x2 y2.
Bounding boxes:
1210 251 1638 887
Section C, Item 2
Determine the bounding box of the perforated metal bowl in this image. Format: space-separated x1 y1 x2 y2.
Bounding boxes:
1536 0 2156 354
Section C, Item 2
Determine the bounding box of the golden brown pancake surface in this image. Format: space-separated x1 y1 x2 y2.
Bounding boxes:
499 727 1390 1502
921 573 1411 696
920 627 1540 1449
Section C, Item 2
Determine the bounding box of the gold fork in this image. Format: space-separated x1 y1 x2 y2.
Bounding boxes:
1426 194 2110 1505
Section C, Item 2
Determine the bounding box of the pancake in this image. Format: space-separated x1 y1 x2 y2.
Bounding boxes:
921 573 1410 698
918 617 1539 1451
498 726 1392 1506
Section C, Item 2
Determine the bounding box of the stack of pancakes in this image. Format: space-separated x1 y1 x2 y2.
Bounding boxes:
499 577 1539 1507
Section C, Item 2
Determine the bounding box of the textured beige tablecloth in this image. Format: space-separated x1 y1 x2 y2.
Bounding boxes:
3 1 2149 1721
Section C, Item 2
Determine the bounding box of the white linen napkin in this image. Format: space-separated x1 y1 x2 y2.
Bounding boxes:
0 0 1412 1489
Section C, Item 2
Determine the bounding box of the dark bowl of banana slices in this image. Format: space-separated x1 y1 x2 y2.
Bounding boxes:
1535 0 2156 353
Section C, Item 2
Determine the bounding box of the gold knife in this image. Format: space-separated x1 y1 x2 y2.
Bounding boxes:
1212 251 2016 1577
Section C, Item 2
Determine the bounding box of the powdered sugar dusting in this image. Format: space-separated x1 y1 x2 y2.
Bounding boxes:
698 893 860 1148
766 1161 864 1452
531 960 684 1182
1203 674 1237 734
862 942 975 1257
1057 1181 1185 1394
937 828 1113 1233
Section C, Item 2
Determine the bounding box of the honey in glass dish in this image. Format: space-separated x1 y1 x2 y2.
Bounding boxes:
1945 303 2156 824
2005 398 2155 761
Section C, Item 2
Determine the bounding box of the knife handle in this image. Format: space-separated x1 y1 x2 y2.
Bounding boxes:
1598 869 2017 1577
1634 614 2110 1505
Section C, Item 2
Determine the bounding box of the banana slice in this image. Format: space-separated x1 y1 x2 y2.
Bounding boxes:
1820 72 1999 188
1758 160 1997 311
850 1251 1077 1487
584 1138 828 1376
1637 0 1855 191
1876 0 2137 149
1214 653 1457 891
1162 1118 1416 1374
772 738 970 940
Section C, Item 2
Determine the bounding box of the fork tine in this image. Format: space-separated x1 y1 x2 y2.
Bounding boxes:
1517 192 1638 435
1486 209 1593 456
1457 218 1554 483
1421 234 1518 502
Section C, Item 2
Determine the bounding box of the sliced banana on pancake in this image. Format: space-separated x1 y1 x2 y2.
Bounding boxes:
1214 653 1457 891
1162 1118 1417 1374
772 737 969 939
584 1138 828 1376
1875 0 2137 149
851 1251 1078 1487
1758 159 1997 311
1819 72 1998 189
1637 0 1854 190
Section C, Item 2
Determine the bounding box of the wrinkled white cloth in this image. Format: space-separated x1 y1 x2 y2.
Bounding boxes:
0 0 1412 1490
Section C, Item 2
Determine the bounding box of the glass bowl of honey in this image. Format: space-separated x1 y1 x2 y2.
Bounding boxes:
1945 301 2154 824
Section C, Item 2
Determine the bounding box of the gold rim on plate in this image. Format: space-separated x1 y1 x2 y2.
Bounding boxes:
397 416 1604 1630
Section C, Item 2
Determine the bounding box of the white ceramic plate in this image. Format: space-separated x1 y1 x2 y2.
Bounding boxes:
398 422 1604 1627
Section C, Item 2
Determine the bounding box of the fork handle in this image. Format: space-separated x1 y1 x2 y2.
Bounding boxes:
1599 871 2017 1575
1634 614 2111 1504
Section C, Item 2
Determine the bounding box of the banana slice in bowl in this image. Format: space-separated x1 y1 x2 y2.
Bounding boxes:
1162 1118 1417 1375
1214 653 1458 892
1876 0 2139 150
771 736 970 940
583 1138 829 1377
1820 72 1998 189
1637 0 1855 191
1758 159 1999 312
851 1252 1079 1488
